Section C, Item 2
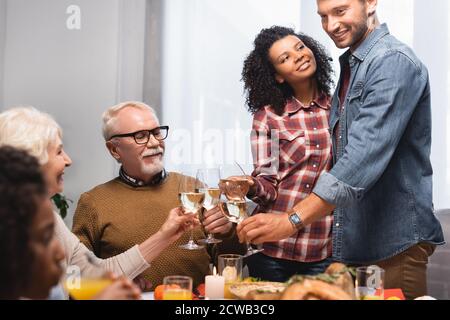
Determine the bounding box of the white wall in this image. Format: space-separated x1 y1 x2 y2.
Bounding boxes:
412 0 449 210
143 0 163 114
1 0 147 226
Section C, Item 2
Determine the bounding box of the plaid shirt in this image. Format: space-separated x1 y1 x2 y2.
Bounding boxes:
249 94 333 262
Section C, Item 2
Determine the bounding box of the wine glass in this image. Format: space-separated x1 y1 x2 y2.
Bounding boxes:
218 164 264 257
178 171 205 250
196 168 223 245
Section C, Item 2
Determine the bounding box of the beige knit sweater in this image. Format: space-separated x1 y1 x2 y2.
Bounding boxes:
72 172 242 290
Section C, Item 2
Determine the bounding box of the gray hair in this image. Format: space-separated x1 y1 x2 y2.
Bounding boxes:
0 106 62 165
102 101 156 141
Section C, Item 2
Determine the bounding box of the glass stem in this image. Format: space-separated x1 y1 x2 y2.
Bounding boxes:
188 211 197 243
189 229 194 243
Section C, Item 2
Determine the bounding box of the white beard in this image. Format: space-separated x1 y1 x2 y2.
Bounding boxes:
140 157 164 177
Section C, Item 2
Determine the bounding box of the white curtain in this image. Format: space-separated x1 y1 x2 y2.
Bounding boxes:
161 0 449 210
161 0 301 174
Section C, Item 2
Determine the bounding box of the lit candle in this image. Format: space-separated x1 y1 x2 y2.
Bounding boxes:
205 267 225 299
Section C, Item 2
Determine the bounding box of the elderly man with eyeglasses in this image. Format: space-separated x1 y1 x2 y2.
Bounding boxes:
72 101 241 291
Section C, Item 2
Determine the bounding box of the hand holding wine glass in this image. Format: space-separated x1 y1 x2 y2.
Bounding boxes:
159 207 200 243
218 164 264 257
196 168 229 244
178 171 205 250
202 206 233 236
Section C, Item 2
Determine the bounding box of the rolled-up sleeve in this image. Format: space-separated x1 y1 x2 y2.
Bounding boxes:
313 171 364 205
249 112 279 205
314 51 428 207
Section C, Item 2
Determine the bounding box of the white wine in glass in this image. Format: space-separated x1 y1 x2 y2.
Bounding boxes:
196 168 223 244
198 188 221 210
179 192 205 214
219 198 263 257
178 172 205 250
221 200 247 224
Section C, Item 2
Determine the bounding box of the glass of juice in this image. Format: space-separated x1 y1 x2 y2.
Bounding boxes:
162 276 193 300
64 253 113 300
65 278 113 300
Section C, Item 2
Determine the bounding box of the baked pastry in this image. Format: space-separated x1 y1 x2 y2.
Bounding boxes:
281 263 356 300
324 263 356 299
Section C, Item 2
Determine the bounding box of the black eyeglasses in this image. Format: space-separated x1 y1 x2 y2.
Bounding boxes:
109 126 169 145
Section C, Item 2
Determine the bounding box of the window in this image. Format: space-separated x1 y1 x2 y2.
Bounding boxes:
162 0 301 171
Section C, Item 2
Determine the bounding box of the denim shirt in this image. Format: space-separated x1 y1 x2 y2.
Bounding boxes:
313 24 444 264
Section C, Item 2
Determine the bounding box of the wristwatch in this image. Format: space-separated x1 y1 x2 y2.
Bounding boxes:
288 211 305 231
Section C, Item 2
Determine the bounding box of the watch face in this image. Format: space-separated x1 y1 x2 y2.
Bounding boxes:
290 214 301 224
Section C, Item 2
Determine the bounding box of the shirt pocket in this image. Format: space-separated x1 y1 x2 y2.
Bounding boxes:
347 80 364 104
346 81 364 126
278 129 306 165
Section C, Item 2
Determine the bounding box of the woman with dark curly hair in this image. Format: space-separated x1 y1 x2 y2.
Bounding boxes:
235 26 335 281
0 146 65 299
0 146 143 300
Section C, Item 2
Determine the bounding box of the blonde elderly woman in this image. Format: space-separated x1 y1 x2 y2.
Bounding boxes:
0 106 197 297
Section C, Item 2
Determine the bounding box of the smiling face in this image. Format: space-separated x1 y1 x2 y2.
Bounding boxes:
317 0 377 51
24 197 65 299
106 107 165 181
268 35 317 86
41 136 72 196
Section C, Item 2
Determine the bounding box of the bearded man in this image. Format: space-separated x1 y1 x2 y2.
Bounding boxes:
73 101 237 290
